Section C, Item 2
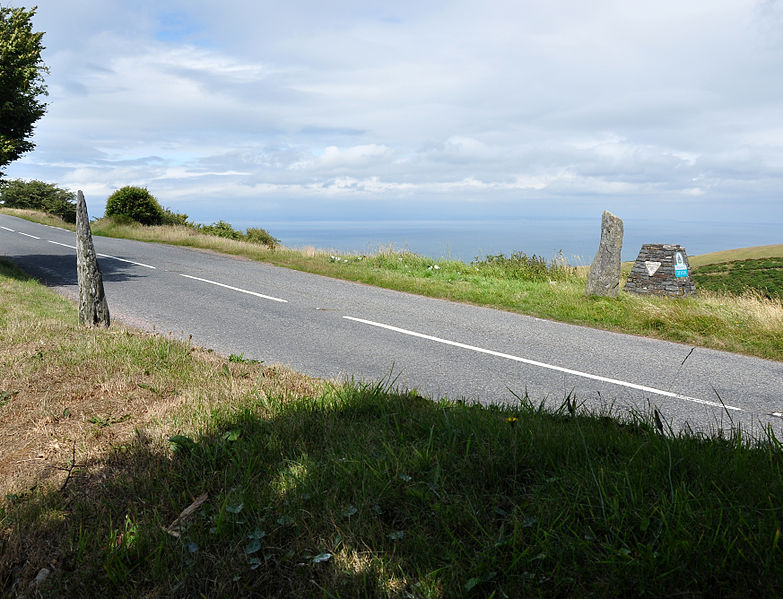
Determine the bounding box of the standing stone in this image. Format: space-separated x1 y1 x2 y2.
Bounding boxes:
76 190 110 327
585 210 624 297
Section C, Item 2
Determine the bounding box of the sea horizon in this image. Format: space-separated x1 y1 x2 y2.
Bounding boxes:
230 217 781 265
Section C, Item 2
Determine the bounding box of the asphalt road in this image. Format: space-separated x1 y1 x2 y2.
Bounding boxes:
2 213 782 434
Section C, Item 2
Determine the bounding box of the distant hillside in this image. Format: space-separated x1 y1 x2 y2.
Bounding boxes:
692 257 783 299
689 244 783 267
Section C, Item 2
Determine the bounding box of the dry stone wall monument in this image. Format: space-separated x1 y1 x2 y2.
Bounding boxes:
585 210 623 297
76 190 110 327
624 244 697 297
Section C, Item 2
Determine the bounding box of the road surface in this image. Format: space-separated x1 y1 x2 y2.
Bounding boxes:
2 213 782 434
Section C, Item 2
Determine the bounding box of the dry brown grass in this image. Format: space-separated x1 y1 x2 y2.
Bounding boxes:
689 244 783 267
0 207 71 228
0 260 324 499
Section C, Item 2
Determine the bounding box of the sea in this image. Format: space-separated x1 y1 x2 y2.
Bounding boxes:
234 218 781 265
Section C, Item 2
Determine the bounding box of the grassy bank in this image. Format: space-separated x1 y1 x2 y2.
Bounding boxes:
692 257 783 299
3 258 783 597
688 243 783 267
2 208 782 361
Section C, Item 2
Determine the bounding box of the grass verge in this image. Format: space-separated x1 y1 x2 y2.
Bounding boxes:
3 258 783 597
2 208 783 361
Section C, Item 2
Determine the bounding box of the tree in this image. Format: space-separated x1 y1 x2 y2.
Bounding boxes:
0 178 76 222
105 186 165 225
0 5 48 176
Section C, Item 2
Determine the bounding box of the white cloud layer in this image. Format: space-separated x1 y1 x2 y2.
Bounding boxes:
4 0 782 254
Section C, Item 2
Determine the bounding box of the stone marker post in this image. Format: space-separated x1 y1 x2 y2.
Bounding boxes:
585 210 624 297
624 244 697 297
76 190 110 327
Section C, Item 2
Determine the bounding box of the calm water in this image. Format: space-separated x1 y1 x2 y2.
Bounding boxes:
235 218 781 265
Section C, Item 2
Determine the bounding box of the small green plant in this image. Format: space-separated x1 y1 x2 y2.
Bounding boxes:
228 353 260 364
105 186 164 226
0 390 17 407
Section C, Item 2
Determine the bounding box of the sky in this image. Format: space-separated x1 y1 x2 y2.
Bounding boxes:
4 0 783 259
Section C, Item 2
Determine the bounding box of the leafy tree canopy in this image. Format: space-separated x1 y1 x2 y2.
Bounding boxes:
105 186 165 225
0 5 48 176
0 178 76 222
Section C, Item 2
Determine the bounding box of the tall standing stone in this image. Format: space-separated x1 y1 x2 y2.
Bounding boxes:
585 210 624 297
76 190 110 327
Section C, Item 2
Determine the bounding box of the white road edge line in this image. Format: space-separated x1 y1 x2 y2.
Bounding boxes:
343 316 743 412
48 240 76 249
180 273 288 303
0 226 15 232
96 252 156 269
19 232 40 239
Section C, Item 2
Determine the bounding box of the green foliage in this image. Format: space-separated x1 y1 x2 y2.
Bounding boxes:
0 6 48 175
472 250 574 282
196 221 279 247
693 258 783 299
197 219 240 240
8 378 783 596
244 226 279 248
160 207 190 227
0 179 76 222
105 186 164 226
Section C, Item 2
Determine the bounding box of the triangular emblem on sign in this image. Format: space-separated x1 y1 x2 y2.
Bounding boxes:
645 261 661 276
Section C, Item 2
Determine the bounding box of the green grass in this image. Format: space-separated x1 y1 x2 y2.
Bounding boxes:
2 208 782 361
3 258 783 597
688 244 783 268
693 257 783 299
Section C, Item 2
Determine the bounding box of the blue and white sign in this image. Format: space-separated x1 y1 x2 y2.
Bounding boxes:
674 251 688 278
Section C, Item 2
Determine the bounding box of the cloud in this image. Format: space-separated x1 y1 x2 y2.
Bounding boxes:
291 144 392 171
2 0 780 246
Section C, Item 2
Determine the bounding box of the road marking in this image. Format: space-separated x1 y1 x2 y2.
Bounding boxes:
19 232 40 239
0 226 14 232
96 252 156 269
48 240 77 249
180 274 288 303
48 240 156 269
343 316 743 412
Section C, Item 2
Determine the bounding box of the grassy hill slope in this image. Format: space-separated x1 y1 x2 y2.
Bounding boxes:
688 244 783 267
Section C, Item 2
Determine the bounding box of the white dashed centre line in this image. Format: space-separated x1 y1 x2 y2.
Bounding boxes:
19 232 40 239
1 226 15 232
48 240 77 249
47 240 155 269
343 316 742 412
96 253 156 269
180 274 288 303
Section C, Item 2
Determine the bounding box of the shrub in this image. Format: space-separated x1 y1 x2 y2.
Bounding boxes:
0 179 77 222
245 226 279 248
105 186 164 225
471 251 574 282
198 220 241 240
161 207 190 227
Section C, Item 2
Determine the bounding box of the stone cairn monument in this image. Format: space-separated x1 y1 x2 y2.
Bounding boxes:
76 190 110 326
624 244 697 297
585 210 624 297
